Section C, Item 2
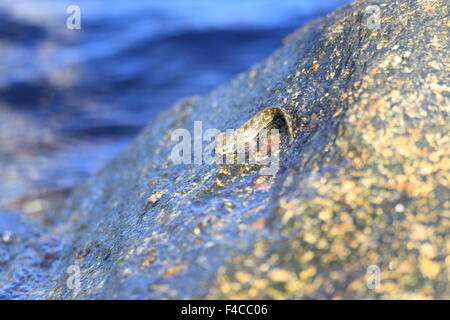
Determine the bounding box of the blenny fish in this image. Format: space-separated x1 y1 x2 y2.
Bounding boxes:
215 106 294 159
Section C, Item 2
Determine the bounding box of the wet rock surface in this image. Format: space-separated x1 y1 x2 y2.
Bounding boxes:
2 0 449 299
0 212 61 299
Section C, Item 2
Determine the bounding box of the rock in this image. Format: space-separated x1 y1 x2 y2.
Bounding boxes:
0 212 61 299
5 0 449 299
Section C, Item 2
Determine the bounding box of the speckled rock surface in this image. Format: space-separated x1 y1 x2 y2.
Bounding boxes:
2 0 449 299
0 212 61 299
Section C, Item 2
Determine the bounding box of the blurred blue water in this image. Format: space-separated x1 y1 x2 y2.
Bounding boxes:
0 0 350 214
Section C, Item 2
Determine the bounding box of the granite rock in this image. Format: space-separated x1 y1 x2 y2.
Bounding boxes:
3 0 448 299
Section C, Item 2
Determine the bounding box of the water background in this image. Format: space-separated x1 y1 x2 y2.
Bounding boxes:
0 0 350 218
